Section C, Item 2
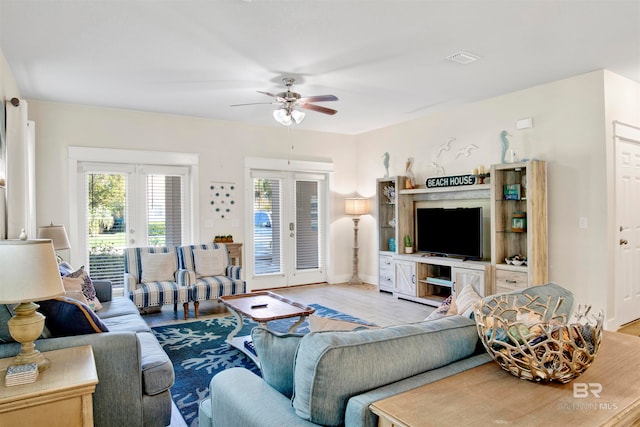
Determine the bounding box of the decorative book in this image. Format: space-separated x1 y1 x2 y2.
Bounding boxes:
243 339 257 356
5 363 38 386
503 184 521 200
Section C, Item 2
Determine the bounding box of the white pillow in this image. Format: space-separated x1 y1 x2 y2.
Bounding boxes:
193 248 226 277
453 284 482 318
141 252 177 283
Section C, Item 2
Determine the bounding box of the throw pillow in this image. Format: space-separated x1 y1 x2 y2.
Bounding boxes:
64 266 103 312
193 248 226 277
424 295 458 321
38 296 109 337
140 252 177 283
453 284 482 318
251 327 303 398
58 261 74 276
308 315 373 332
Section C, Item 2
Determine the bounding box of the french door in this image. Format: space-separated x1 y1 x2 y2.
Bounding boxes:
77 162 191 289
249 169 327 289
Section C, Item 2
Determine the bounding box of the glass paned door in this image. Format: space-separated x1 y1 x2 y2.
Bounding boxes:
251 171 326 288
81 164 190 292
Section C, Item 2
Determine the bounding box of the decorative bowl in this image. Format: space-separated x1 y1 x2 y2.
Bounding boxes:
474 294 603 383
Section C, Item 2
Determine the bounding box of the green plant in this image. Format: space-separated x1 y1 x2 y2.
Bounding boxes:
404 234 412 247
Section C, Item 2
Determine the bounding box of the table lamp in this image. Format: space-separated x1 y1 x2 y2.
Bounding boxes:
345 197 369 285
0 240 65 371
37 222 71 262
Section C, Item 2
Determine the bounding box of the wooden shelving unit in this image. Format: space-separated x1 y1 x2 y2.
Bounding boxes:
491 160 548 293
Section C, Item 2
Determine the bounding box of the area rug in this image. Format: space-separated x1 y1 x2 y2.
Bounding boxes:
151 304 371 426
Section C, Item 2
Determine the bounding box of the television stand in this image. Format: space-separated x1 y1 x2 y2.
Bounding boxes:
393 254 489 307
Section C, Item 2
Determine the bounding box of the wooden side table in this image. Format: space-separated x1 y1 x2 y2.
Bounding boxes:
225 242 243 267
0 345 99 427
370 331 640 426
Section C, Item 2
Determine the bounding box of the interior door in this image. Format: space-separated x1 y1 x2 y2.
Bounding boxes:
250 171 327 289
615 130 640 327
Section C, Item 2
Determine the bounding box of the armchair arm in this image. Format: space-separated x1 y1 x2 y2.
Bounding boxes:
176 269 192 286
226 265 242 280
124 273 137 296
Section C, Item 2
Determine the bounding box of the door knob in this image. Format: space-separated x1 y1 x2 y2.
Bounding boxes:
620 239 629 245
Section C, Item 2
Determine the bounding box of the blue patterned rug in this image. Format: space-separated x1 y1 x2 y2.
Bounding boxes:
151 304 369 426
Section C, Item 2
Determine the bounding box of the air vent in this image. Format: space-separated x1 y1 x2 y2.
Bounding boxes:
446 51 480 65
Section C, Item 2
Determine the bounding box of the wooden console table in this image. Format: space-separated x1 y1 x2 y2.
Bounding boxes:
370 331 640 426
0 345 98 427
225 242 243 266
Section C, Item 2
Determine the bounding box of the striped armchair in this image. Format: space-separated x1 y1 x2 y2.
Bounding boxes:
177 243 246 318
124 246 191 319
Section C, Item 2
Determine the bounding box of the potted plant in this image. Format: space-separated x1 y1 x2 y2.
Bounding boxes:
404 235 413 254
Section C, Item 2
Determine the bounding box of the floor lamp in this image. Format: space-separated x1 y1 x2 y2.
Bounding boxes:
345 198 369 285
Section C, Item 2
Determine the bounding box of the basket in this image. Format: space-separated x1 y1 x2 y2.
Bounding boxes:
474 294 603 383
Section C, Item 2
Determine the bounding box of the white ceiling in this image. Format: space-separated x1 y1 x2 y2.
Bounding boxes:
1 0 639 135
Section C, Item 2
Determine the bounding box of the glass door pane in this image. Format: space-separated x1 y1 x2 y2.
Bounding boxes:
253 177 281 275
87 172 128 288
295 180 320 270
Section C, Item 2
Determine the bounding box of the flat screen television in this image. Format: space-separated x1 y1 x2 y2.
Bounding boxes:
416 207 483 260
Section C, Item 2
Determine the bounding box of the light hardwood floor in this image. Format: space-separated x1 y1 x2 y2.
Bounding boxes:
144 283 436 427
144 283 435 328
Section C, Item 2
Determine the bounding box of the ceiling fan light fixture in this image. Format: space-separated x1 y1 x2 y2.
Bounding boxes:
291 109 305 124
273 108 292 126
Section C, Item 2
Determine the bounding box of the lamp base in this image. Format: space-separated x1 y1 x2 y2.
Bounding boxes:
8 302 51 372
348 275 364 286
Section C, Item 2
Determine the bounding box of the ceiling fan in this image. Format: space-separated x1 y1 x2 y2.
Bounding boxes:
231 77 338 126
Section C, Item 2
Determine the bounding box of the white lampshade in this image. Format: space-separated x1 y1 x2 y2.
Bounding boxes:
0 240 65 303
345 198 369 216
37 224 70 251
273 108 292 126
291 109 306 124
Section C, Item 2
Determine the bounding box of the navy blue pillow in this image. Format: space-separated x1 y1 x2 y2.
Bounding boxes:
38 297 109 337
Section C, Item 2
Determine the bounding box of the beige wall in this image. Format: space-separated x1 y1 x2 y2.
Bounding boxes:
27 101 358 286
355 71 611 315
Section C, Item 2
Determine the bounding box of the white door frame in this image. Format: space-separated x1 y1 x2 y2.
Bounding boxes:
244 157 333 291
613 121 640 329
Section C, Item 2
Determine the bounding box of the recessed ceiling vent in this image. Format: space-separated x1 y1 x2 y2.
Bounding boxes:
446 51 480 65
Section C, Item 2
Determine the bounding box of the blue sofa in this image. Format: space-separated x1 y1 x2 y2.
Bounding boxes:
199 283 574 427
0 280 174 427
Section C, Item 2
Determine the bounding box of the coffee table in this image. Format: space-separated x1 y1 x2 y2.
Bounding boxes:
370 331 640 426
219 291 315 365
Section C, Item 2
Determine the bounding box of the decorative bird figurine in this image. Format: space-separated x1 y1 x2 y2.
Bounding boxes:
382 152 390 177
456 144 478 159
436 137 455 159
428 162 445 176
500 130 511 163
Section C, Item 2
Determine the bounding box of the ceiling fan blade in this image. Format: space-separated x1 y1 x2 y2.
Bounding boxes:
298 95 338 103
257 91 287 103
299 103 338 115
230 102 278 107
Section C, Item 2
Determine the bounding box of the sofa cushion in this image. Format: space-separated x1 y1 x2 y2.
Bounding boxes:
251 327 304 398
0 305 15 343
38 297 109 337
137 332 175 395
102 313 152 333
292 315 479 426
97 297 142 319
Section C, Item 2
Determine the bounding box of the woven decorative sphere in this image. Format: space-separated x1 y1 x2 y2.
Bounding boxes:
474 294 603 383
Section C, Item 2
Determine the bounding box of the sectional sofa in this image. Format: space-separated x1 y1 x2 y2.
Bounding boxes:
199 283 574 427
0 280 174 427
